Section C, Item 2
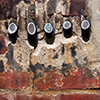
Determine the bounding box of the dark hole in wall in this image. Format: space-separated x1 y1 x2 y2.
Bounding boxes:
24 0 30 3
0 60 4 72
0 42 4 51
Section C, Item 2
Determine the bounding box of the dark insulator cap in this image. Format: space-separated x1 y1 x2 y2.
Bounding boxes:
63 21 72 30
44 23 53 33
8 23 18 34
27 22 36 35
81 20 90 30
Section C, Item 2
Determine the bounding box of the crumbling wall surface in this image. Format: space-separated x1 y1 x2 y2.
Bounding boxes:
0 0 100 100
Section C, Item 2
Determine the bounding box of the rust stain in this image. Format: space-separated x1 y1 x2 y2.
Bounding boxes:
65 44 70 64
32 56 38 66
66 0 71 15
85 43 90 55
90 60 93 65
48 49 52 63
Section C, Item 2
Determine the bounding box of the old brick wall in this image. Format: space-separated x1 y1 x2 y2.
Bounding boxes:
0 0 100 100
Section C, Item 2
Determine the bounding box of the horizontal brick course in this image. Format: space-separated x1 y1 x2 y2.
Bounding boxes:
16 94 52 100
0 94 52 100
34 68 99 90
0 0 87 20
1 94 100 100
0 71 29 89
57 94 100 100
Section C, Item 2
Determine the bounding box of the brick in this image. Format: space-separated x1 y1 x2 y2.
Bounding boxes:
57 94 100 100
0 94 16 100
16 95 31 100
69 0 87 16
0 0 30 20
16 94 52 100
34 68 99 90
0 95 8 100
0 36 7 54
0 71 29 89
66 0 87 16
0 94 52 100
0 0 22 20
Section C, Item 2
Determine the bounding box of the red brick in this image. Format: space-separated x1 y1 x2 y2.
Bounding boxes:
0 94 17 100
0 95 8 100
16 94 52 100
0 71 29 89
57 94 100 100
34 68 99 90
66 0 87 16
0 94 52 100
0 0 22 20
0 0 33 20
16 95 31 100
0 36 7 54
